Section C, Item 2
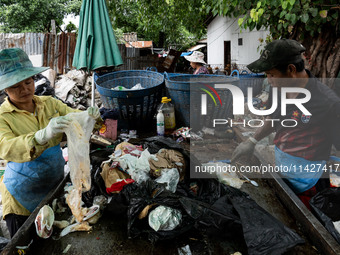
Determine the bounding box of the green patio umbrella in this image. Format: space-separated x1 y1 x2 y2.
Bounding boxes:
72 0 123 105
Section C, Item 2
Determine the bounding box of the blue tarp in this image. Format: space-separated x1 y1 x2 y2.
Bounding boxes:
180 51 193 57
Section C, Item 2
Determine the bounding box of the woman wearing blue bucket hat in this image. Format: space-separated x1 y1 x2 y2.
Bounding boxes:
0 48 100 237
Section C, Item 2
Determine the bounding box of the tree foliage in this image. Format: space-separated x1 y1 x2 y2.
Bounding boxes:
203 0 340 78
1 0 338 77
107 0 208 48
0 0 81 32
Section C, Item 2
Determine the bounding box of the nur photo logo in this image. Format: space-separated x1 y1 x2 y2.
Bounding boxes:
200 84 223 115
199 83 312 128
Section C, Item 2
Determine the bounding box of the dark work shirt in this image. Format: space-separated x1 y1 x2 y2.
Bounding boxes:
268 70 340 161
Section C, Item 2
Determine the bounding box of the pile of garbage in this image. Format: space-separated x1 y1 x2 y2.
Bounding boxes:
29 124 305 254
78 136 304 254
35 70 102 110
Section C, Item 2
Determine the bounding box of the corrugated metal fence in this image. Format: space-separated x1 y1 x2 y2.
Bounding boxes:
0 32 76 74
0 33 158 73
42 33 77 74
0 33 44 55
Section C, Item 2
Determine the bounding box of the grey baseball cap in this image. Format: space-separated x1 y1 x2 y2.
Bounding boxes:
247 39 306 73
0 48 49 90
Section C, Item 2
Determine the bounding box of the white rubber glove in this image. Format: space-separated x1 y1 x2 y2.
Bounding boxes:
34 116 71 145
87 106 100 119
231 137 257 164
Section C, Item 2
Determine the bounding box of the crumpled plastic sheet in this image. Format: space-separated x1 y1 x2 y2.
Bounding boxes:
64 111 96 222
114 149 157 184
226 185 305 255
111 83 144 91
65 111 95 191
155 168 179 193
148 205 182 231
34 73 55 96
310 187 340 244
202 162 244 189
55 77 76 101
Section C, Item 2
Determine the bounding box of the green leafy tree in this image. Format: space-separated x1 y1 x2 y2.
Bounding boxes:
0 0 81 33
107 0 208 49
65 21 77 33
203 0 340 79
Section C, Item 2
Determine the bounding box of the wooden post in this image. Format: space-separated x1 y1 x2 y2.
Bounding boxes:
49 20 56 70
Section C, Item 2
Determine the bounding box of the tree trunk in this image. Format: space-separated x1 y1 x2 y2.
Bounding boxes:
292 24 340 86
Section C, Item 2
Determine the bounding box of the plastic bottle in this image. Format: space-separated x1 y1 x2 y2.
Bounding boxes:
159 97 176 135
156 110 165 136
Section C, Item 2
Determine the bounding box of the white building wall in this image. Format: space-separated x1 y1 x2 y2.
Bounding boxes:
207 16 270 69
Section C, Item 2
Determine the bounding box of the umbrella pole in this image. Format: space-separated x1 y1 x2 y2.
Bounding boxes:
91 73 95 107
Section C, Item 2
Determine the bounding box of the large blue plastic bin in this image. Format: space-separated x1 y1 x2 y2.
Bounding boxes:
164 73 239 129
230 70 265 97
95 70 164 130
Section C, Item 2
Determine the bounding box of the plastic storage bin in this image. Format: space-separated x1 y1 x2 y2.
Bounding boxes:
95 70 164 130
164 73 239 129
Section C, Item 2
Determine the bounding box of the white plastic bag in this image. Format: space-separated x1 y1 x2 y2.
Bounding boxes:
130 83 144 90
115 153 151 184
35 205 55 238
148 205 182 231
64 111 96 222
155 168 179 193
65 111 95 191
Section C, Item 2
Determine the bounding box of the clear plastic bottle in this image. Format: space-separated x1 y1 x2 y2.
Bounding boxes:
156 110 165 136
159 97 176 135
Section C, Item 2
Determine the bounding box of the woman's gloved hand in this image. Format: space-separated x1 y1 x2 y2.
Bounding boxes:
34 116 71 145
87 106 100 119
231 137 257 164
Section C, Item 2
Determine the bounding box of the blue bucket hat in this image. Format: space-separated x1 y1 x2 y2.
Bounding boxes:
0 48 49 90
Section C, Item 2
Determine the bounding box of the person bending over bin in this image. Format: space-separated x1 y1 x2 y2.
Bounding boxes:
0 48 100 237
231 39 340 208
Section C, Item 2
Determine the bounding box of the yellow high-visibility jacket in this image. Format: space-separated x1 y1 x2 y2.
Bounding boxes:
0 96 77 218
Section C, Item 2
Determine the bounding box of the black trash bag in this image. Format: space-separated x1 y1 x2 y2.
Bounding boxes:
178 179 242 238
179 195 242 238
100 108 119 120
226 185 305 255
142 136 183 154
178 173 304 254
106 181 140 215
82 165 107 207
126 179 195 242
194 177 230 204
82 147 115 206
310 187 340 243
90 147 116 167
34 73 55 96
